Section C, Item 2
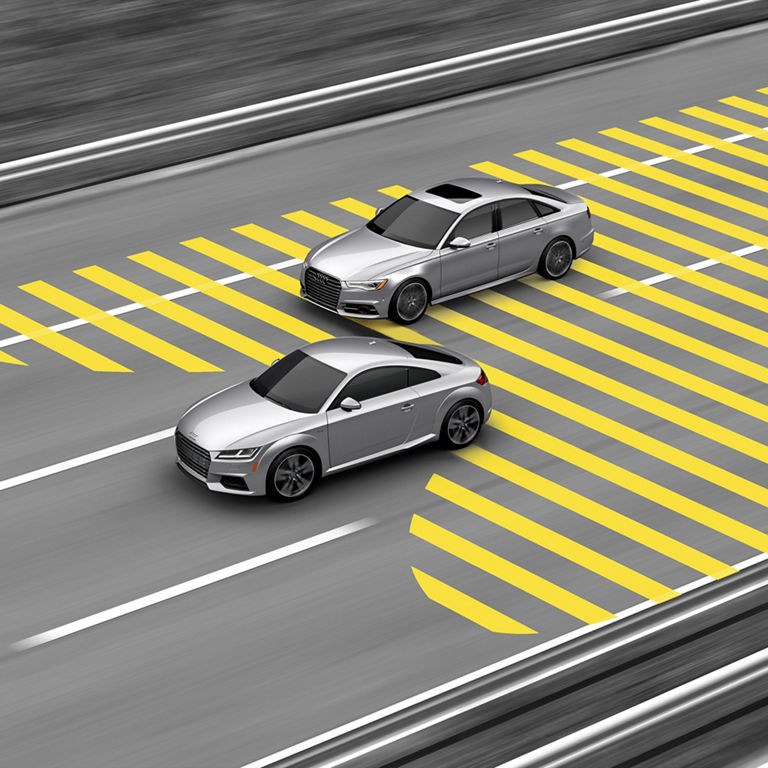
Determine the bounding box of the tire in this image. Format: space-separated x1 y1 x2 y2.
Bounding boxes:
537 237 574 279
439 399 483 449
266 448 318 502
388 279 429 324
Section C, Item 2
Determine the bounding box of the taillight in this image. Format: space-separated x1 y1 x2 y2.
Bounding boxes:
586 206 591 219
476 369 488 385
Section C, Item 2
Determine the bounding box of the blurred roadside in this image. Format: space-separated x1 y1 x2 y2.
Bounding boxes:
1 0 709 162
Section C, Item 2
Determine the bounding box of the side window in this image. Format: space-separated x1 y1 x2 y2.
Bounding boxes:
532 200 559 216
498 199 539 229
408 367 440 386
450 204 495 242
332 366 409 407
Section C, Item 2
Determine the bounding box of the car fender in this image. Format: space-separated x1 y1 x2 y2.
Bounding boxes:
432 384 491 435
377 256 440 299
257 432 329 476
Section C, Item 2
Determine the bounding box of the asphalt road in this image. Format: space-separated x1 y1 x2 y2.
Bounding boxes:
2 21 768 767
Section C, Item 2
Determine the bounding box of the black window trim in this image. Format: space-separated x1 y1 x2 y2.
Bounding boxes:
494 198 547 232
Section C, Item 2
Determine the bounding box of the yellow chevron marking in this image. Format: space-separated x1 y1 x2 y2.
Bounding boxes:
517 149 768 251
411 568 536 634
601 127 768 194
282 211 347 237
720 96 768 120
233 224 310 260
0 347 26 366
471 161 768 292
330 197 378 219
458 445 733 579
428 303 768 467
640 117 768 168
0 304 129 371
19 280 221 372
378 185 412 198
75 266 279 365
427 475 677 602
410 514 614 623
128 252 330 343
681 106 768 144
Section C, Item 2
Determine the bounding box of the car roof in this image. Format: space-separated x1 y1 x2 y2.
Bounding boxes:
410 176 529 212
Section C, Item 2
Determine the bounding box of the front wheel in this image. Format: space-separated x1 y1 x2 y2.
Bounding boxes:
388 280 429 324
537 237 574 279
266 448 317 502
440 400 483 449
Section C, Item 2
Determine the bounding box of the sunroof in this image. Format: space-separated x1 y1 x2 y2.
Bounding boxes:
425 183 481 202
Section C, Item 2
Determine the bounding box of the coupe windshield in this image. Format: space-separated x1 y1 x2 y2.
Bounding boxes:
250 350 346 413
367 195 459 249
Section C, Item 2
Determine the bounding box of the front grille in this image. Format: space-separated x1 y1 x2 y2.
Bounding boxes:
175 431 211 478
305 268 342 310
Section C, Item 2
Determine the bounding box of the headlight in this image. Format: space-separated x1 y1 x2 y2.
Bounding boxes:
217 447 260 460
344 279 388 291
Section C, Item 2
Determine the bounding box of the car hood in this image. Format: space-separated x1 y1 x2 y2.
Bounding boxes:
177 381 310 451
308 226 432 280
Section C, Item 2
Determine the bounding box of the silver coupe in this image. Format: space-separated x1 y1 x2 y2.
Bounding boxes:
176 337 492 501
299 177 593 324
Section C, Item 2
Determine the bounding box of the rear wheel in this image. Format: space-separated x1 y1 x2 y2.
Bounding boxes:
440 400 483 449
537 237 574 279
266 448 317 502
388 280 429 324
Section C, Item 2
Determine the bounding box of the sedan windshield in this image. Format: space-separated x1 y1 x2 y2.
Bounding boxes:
250 350 346 413
367 195 459 249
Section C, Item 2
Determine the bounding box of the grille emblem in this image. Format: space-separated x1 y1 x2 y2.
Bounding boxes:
314 273 329 284
189 431 197 438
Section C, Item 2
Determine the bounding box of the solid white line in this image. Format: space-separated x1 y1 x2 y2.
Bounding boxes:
241 551 768 768
11 519 374 651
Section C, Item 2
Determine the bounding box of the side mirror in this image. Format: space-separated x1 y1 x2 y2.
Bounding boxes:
375 208 383 217
271 359 280 366
448 236 470 249
340 397 362 412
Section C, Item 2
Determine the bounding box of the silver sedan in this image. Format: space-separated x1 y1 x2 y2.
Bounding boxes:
299 177 593 324
175 337 492 501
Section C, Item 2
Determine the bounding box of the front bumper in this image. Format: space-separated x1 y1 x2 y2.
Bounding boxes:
299 269 393 318
176 454 267 496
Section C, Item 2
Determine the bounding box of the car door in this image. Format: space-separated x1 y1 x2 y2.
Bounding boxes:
496 198 548 278
326 366 418 468
439 203 498 297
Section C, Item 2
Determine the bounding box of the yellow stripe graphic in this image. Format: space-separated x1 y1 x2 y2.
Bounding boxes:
427 475 677 602
560 138 768 222
428 303 768 465
233 224 310 260
330 197 378 219
282 211 347 237
471 161 768 294
601 127 768 194
0 347 26 366
478 287 768 412
571 257 768 351
488 411 768 553
457 446 731 578
0 304 129 372
378 185 412 198
720 96 768 120
517 149 768 251
681 106 768 144
640 117 768 168
19 280 221 372
412 568 536 634
75 266 280 365
127 252 330 343
410 514 614 623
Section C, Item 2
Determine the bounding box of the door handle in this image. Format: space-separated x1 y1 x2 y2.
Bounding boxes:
401 403 414 412
484 242 497 249
533 227 544 234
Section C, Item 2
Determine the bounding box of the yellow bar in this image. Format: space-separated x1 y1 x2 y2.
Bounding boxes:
74 266 280 365
410 514 614 624
427 474 677 602
640 117 768 168
0 304 129 372
330 197 378 219
233 224 310 260
19 279 221 372
720 96 768 119
282 211 347 237
600 127 768 194
428 303 768 465
378 185 412 198
0 347 26 366
518 149 768 251
458 445 733 578
681 106 768 144
412 568 537 634
128 251 331 343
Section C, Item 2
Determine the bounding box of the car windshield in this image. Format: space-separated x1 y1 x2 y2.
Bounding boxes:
250 350 346 413
366 195 459 249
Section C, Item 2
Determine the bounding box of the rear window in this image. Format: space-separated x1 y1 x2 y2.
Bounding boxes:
392 342 462 364
523 186 567 203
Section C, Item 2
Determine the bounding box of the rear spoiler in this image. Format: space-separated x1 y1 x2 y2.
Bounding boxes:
523 183 586 208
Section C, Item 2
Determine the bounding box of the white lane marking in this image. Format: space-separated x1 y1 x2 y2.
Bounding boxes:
11 519 374 651
0 427 175 493
242 551 768 768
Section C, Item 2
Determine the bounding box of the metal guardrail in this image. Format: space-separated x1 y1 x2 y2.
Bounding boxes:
2 0 768 206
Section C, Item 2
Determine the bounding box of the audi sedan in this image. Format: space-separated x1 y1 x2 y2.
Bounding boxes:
299 177 593 324
175 337 492 501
